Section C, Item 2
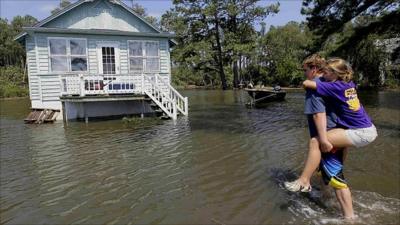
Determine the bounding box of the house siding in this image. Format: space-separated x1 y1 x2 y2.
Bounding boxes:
40 74 62 102
36 36 50 73
26 36 40 100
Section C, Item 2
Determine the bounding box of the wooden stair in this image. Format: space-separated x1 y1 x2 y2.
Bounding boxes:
143 74 188 120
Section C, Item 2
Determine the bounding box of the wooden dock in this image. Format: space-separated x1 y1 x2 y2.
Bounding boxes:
24 109 60 124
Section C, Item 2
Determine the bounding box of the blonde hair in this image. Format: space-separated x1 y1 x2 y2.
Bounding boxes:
325 58 353 82
302 54 327 72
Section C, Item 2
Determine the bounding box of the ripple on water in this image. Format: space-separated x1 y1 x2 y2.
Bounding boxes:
0 90 399 225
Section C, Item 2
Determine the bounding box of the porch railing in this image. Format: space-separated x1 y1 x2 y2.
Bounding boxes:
60 73 142 96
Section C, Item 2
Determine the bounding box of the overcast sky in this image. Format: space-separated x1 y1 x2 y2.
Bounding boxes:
0 0 305 30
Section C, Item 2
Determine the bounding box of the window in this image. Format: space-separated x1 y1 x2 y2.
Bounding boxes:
49 39 68 72
145 42 159 72
128 41 143 71
128 41 159 72
49 38 87 72
70 39 87 71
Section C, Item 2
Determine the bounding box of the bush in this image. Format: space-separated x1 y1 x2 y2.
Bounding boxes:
0 66 28 98
0 83 28 98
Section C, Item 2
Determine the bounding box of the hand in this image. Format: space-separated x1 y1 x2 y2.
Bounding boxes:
320 140 333 153
302 81 307 89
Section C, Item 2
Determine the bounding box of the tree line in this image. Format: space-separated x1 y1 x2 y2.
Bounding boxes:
0 0 399 97
162 0 399 89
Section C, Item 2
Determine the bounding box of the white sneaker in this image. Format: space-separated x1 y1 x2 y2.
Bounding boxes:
284 180 312 192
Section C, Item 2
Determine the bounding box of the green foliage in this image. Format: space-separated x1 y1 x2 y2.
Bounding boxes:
383 65 400 88
165 0 279 89
259 22 312 86
302 0 399 48
0 16 36 97
302 0 400 87
0 15 38 67
0 66 28 98
351 35 387 86
241 63 269 85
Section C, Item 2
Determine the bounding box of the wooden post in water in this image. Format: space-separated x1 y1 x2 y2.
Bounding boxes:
62 101 68 124
184 97 188 116
141 99 144 118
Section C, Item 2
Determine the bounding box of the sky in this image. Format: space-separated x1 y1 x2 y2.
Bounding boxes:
0 0 306 30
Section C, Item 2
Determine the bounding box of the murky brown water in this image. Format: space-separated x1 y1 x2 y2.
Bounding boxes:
1 90 399 225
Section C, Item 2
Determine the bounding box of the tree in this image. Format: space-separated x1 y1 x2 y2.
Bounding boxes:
51 0 72 15
164 0 279 90
223 0 279 88
258 22 312 86
302 0 399 48
0 15 38 67
130 2 160 28
0 15 38 97
301 0 400 86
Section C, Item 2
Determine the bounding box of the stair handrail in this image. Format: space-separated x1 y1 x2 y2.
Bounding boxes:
152 74 188 116
143 74 177 120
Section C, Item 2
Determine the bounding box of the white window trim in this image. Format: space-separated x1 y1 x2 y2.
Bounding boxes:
127 40 160 73
48 37 88 73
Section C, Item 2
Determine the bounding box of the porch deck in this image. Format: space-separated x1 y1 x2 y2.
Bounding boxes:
60 94 150 102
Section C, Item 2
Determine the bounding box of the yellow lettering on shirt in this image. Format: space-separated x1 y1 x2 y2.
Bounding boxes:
344 88 360 111
345 88 357 97
346 98 360 111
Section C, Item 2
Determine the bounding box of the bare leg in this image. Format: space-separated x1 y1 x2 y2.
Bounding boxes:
286 129 354 191
297 137 320 187
334 188 355 219
326 128 354 148
297 129 353 186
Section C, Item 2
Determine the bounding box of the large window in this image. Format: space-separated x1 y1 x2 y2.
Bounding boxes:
128 41 159 72
49 39 68 72
49 38 87 72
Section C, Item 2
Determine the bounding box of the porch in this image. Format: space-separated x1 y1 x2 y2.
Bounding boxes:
59 73 188 121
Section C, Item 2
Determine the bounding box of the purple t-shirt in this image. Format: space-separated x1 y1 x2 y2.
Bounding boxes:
316 81 372 129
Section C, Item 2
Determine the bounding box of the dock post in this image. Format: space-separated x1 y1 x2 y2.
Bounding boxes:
141 99 144 118
82 102 88 123
62 101 68 124
184 97 188 116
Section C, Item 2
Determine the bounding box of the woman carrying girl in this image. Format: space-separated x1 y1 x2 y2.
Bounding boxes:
285 57 377 219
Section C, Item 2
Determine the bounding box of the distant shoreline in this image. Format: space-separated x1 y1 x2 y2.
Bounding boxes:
176 85 400 91
1 86 399 100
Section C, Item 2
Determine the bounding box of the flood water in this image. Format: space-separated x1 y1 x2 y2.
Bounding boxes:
1 90 399 225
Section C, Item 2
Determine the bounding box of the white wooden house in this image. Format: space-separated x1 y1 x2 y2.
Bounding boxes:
15 0 188 122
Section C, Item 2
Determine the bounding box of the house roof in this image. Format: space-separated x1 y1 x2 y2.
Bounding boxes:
21 27 175 38
15 0 174 43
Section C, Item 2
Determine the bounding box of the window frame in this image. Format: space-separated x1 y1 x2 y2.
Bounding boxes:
127 40 160 73
48 37 88 73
